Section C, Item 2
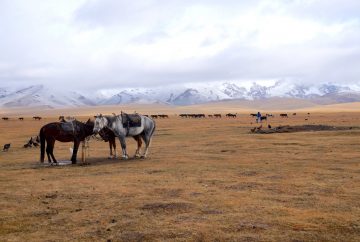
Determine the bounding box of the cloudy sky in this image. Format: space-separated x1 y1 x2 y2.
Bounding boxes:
0 0 359 90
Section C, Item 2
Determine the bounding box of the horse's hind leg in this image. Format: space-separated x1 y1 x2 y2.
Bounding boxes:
46 145 52 163
46 138 57 163
140 133 151 158
71 140 80 164
133 135 142 158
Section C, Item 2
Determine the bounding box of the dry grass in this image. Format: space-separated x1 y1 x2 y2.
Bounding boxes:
0 111 360 241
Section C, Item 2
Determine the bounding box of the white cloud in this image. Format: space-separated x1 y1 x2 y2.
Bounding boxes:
0 0 359 89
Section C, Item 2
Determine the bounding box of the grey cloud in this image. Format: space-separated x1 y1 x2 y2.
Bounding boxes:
0 0 360 90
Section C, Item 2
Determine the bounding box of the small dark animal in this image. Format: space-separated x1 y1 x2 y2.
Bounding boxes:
2 117 9 120
19 117 24 120
280 113 288 118
3 143 10 151
250 113 257 117
24 137 35 148
226 113 237 118
293 113 297 116
33 116 42 120
214 114 222 118
208 115 213 118
260 116 267 121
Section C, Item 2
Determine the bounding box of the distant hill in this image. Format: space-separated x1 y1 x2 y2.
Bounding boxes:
1 81 360 109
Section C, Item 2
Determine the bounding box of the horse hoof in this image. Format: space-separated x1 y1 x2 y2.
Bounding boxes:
122 156 128 160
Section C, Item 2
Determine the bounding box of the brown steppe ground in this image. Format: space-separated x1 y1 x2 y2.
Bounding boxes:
0 110 360 241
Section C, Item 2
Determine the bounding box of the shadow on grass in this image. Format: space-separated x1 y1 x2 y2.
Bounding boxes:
28 156 152 169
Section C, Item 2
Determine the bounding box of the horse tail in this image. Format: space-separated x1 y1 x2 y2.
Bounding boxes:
150 119 156 138
40 127 46 163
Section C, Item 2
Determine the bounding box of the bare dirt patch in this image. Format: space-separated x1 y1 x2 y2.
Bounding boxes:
252 124 357 134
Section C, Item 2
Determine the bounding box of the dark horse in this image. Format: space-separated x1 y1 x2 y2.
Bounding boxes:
39 119 94 164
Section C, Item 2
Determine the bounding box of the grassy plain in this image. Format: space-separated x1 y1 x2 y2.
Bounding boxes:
0 107 359 241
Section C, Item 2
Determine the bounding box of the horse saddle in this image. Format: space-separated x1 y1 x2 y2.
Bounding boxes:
121 113 142 128
60 121 79 133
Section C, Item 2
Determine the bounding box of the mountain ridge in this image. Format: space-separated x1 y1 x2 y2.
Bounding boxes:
1 81 360 109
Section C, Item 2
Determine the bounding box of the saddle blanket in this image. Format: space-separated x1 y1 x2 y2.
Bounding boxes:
121 113 142 127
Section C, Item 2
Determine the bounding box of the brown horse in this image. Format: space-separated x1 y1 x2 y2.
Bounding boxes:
39 119 94 164
98 127 143 159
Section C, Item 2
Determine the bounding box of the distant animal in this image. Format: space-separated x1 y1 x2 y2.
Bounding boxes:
208 115 213 118
280 113 288 118
307 112 310 115
3 143 10 151
19 117 24 120
151 115 158 119
226 113 237 118
250 113 257 117
293 113 297 116
266 114 274 117
33 116 42 120
39 119 94 164
260 116 267 121
305 118 308 121
24 137 40 148
2 117 9 120
214 114 222 118
250 124 262 133
93 113 156 159
158 114 169 118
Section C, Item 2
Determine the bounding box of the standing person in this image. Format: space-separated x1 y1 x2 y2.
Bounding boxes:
257 111 262 123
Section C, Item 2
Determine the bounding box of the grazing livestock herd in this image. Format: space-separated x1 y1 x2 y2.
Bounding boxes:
1 112 311 163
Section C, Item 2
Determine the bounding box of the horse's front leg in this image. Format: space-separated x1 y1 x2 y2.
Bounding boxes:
71 139 80 164
118 136 128 160
108 141 113 159
112 139 117 158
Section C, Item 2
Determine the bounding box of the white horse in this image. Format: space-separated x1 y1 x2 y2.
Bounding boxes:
93 114 156 159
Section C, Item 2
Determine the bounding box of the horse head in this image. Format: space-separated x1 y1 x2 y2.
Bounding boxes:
93 114 108 134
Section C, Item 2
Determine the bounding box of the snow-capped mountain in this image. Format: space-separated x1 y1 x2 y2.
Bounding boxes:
1 81 360 108
0 85 96 108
